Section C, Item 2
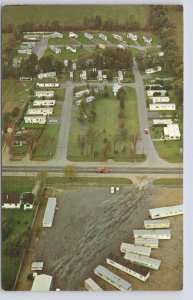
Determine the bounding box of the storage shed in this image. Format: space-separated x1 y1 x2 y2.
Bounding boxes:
120 242 151 257
84 278 103 291
144 219 170 229
134 229 171 240
124 252 161 270
43 197 57 227
31 262 44 271
149 204 183 219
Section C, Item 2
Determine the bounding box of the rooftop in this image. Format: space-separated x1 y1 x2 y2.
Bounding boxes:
2 192 21 204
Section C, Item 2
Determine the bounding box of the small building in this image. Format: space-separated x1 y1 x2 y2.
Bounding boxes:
24 115 47 125
152 119 173 126
143 35 152 45
94 265 132 291
118 70 123 82
20 76 33 82
69 71 73 80
84 33 94 40
147 90 167 97
151 96 170 103
31 274 53 291
149 204 183 219
64 59 68 66
26 107 53 116
120 242 151 257
97 70 103 81
38 72 56 79
145 66 162 74
22 41 36 47
31 262 44 271
72 62 77 70
36 82 59 88
144 219 170 229
33 99 56 106
106 256 150 282
18 48 32 55
2 192 22 209
112 33 123 42
127 33 138 41
35 91 54 98
158 51 164 56
84 278 103 291
113 83 121 96
133 229 171 240
21 192 35 210
117 44 125 50
49 32 63 39
43 197 57 227
80 70 87 81
75 89 89 98
98 43 106 49
163 124 181 140
86 96 95 103
149 103 176 111
49 45 61 55
23 33 41 40
134 238 159 249
69 32 78 39
99 33 107 41
124 252 161 271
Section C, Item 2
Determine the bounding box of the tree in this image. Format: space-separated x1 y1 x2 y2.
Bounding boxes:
101 140 112 157
85 126 101 158
131 133 138 163
2 217 13 241
77 133 86 158
36 170 48 184
64 165 78 182
3 132 15 159
25 129 41 158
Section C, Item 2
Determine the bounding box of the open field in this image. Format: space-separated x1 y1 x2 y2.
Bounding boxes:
17 184 182 291
48 35 79 46
44 47 89 61
153 178 183 186
2 176 34 193
153 140 183 163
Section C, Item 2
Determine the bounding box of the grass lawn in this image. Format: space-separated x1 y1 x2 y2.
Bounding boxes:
46 176 133 185
153 140 183 163
153 178 183 186
2 176 34 193
129 47 141 57
77 32 96 45
137 32 160 47
55 88 66 100
44 47 89 61
48 34 79 46
68 87 141 161
52 104 62 117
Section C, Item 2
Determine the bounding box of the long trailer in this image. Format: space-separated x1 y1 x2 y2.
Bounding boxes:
84 278 103 291
120 242 151 256
149 205 183 219
124 252 161 270
43 197 57 228
106 256 150 282
144 219 170 229
134 238 159 248
94 265 132 291
134 229 171 240
36 82 60 88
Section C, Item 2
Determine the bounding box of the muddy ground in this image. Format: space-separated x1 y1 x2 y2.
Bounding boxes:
33 184 183 291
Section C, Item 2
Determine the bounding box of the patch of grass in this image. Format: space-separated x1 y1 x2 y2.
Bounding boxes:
2 176 34 193
153 140 183 163
44 47 88 61
48 34 79 46
52 105 62 118
129 47 141 57
77 32 96 45
153 178 183 186
55 88 65 100
46 176 133 185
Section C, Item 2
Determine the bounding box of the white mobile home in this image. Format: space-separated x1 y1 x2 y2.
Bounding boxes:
86 96 95 103
117 44 125 50
144 219 170 229
35 91 54 98
134 229 171 240
145 66 162 74
113 83 121 96
38 72 56 79
147 90 167 97
120 242 151 257
163 124 181 140
99 33 107 41
112 33 123 42
19 76 33 82
146 84 163 89
153 119 173 126
36 82 60 88
151 96 170 103
94 265 132 291
118 70 123 81
84 278 103 291
31 274 53 291
149 103 176 111
159 51 164 56
24 116 47 124
75 89 89 98
33 99 56 106
66 45 77 53
80 70 87 81
49 45 61 54
84 33 94 40
143 35 152 45
69 32 78 38
127 33 138 41
49 32 63 38
134 238 159 249
43 197 57 228
69 71 73 80
106 256 150 282
124 252 161 271
64 59 68 66
26 107 53 116
98 43 106 49
31 262 44 271
97 70 103 81
18 49 32 55
149 204 183 219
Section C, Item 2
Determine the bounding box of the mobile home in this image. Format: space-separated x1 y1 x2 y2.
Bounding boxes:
36 82 59 88
49 45 61 55
18 48 32 55
86 96 95 103
69 71 73 80
38 72 56 79
75 89 89 98
124 252 161 270
143 35 152 45
98 43 106 49
84 278 103 291
163 124 181 140
134 238 159 249
112 33 123 42
149 204 183 219
94 265 132 291
113 83 121 96
99 33 107 41
152 119 173 126
97 70 103 81
84 33 94 40
31 262 44 271
19 76 33 82
26 107 53 116
69 32 78 39
127 33 138 41
145 66 162 74
147 90 167 97
80 70 87 81
24 116 47 124
43 197 57 228
120 242 151 257
151 96 170 103
33 99 56 106
35 91 54 98
133 229 171 240
149 103 176 111
66 45 77 53
118 70 123 81
144 219 170 229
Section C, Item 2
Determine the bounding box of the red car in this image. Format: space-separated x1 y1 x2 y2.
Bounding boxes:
97 167 109 173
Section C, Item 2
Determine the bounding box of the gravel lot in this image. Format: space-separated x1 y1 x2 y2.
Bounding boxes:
34 185 183 291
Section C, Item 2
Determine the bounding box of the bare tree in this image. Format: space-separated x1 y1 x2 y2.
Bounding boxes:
85 126 101 159
64 165 78 182
77 133 86 158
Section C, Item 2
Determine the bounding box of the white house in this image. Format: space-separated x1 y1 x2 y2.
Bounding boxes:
26 107 53 116
80 70 87 81
21 192 35 210
152 119 173 126
147 90 167 97
35 91 54 98
84 33 94 40
145 66 162 74
151 96 170 103
120 242 151 256
72 62 77 70
2 192 22 209
31 274 53 291
24 116 47 124
127 33 138 41
163 124 181 140
112 33 123 42
149 204 183 219
23 34 40 40
84 278 103 291
20 76 33 82
33 99 56 106
133 229 171 240
75 89 89 98
99 33 107 41
43 197 57 228
113 83 121 96
124 252 161 271
149 103 176 111
134 238 159 249
49 45 61 54
66 45 77 53
158 51 164 56
69 32 78 38
18 48 32 55
97 70 103 81
38 72 56 79
118 70 123 81
143 35 152 45
144 219 170 229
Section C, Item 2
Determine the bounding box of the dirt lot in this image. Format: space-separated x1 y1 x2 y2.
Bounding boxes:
32 184 183 291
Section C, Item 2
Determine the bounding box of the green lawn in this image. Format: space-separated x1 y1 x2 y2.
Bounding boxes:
2 176 34 193
77 32 96 45
48 34 79 46
129 47 141 57
153 140 183 163
44 47 88 61
153 178 183 186
46 176 133 185
68 87 141 161
137 32 160 47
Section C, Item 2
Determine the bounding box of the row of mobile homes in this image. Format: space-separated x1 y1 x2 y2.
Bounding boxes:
151 96 170 103
135 238 159 249
26 107 53 116
2 192 22 209
35 91 54 98
149 103 176 111
80 70 87 80
98 43 106 49
106 256 150 282
113 83 121 96
69 32 78 39
36 82 59 88
124 252 161 271
134 229 171 240
84 32 94 40
97 70 103 81
127 33 138 41
31 262 44 271
31 274 53 291
49 45 61 54
33 99 56 106
94 265 132 291
120 242 151 257
147 90 166 97
149 205 183 219
163 124 181 140
43 197 57 227
24 115 46 124
143 35 152 45
144 219 170 229
84 278 103 291
18 48 32 55
152 119 173 126
75 89 89 98
99 33 107 41
145 66 162 74
38 72 56 79
118 70 123 82
66 45 77 53
20 76 33 82
112 33 123 42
